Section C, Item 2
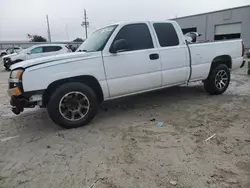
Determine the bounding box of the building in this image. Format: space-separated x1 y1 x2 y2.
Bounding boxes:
173 5 250 49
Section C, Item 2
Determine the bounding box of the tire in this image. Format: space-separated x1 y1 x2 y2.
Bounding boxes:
1 53 7 57
204 64 230 95
47 82 99 129
4 64 10 71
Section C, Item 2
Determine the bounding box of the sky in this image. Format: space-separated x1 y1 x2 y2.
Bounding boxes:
0 0 249 41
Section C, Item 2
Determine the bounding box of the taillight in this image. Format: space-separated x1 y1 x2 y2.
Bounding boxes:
242 41 245 57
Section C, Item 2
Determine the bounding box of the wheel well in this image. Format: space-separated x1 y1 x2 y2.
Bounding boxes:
210 55 232 73
43 75 104 106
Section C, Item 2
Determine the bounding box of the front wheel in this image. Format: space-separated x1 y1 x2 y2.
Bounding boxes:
47 82 99 129
204 64 230 95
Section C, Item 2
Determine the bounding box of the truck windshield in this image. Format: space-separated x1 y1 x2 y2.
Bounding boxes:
77 25 117 52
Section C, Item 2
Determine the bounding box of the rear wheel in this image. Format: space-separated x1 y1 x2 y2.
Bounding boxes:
47 82 98 128
204 64 230 95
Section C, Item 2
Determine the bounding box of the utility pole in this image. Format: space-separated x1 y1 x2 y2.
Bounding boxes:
46 14 52 42
81 9 89 39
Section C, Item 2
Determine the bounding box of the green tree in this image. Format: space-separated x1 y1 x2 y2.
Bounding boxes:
73 38 84 42
30 35 47 42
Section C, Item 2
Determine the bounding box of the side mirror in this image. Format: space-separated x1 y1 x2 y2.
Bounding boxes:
112 39 128 53
27 52 31 55
184 32 201 43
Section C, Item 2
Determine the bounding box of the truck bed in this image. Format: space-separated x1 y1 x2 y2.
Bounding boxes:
188 39 243 81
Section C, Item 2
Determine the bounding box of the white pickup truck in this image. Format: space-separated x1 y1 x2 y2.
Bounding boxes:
8 20 244 128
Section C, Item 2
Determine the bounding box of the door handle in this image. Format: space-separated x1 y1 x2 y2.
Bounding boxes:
149 53 159 60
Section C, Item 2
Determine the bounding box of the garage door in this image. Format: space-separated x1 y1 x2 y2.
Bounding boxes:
214 23 242 40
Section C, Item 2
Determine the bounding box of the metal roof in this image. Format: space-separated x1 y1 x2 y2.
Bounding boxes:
172 4 250 20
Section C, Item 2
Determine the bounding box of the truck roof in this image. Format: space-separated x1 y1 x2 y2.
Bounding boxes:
105 20 177 27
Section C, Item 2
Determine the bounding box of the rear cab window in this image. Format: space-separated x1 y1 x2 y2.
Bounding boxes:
153 23 179 47
110 23 154 52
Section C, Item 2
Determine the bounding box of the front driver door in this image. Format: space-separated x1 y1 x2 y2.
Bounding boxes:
102 23 162 98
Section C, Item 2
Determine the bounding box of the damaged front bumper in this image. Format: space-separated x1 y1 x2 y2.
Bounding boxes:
8 87 36 115
9 93 38 115
7 69 37 114
10 95 32 115
8 86 39 115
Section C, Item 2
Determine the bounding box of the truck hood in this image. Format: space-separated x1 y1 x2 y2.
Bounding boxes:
10 52 95 70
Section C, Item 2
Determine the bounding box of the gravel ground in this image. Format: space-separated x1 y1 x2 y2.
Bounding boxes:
0 63 250 188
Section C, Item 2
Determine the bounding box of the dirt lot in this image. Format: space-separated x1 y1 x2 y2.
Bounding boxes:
0 64 250 188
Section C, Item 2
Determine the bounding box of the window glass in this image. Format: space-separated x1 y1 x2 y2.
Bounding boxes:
77 25 117 52
31 47 43 54
153 23 179 47
182 27 197 34
43 46 62 52
7 49 14 54
111 23 153 52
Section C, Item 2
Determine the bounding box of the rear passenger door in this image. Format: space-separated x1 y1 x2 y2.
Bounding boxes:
153 22 190 86
42 46 63 57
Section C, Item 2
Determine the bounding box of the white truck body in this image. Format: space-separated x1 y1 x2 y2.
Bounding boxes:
8 20 244 128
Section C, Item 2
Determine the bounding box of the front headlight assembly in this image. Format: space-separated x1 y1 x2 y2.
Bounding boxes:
10 69 24 80
8 69 24 97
